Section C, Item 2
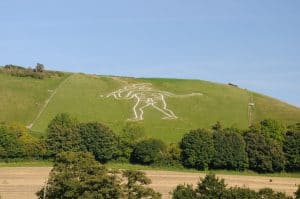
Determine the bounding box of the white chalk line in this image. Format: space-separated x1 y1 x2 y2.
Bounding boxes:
27 74 73 129
102 83 202 121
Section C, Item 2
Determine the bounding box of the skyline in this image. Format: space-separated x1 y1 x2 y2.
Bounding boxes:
0 0 299 107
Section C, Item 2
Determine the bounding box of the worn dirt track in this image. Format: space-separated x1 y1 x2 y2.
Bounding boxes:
0 167 299 199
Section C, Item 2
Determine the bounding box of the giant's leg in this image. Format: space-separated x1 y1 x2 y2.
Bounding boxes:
152 96 177 119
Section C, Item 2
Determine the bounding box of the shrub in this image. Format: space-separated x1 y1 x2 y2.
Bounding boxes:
130 139 166 165
180 129 214 170
260 119 286 142
243 129 285 173
79 122 118 163
212 128 248 170
37 152 122 199
117 122 146 161
155 143 182 167
172 184 197 199
46 113 84 157
283 130 300 171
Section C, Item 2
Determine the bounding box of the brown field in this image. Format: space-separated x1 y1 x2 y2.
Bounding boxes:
0 167 299 199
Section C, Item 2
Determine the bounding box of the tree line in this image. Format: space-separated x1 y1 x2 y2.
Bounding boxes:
0 113 299 174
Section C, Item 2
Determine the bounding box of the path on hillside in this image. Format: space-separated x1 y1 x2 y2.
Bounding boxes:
27 74 74 129
0 167 299 199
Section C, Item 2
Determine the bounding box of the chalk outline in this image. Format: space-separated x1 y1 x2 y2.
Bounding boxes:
102 83 203 121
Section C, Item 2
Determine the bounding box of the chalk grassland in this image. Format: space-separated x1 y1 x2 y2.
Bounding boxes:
1 72 300 142
31 73 251 142
0 73 69 125
0 167 299 199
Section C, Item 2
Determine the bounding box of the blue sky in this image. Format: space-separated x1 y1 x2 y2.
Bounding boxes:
1 0 299 107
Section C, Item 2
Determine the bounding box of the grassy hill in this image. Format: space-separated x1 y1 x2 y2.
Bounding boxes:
1 72 299 143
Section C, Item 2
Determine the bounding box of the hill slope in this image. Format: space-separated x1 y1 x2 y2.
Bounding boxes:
1 72 299 143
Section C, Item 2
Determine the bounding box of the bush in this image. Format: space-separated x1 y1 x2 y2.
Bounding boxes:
155 143 182 167
37 152 161 199
283 130 300 171
180 129 214 170
244 129 285 173
0 123 45 159
260 119 286 142
130 139 166 165
212 128 248 170
117 122 146 161
37 152 122 199
172 184 197 199
46 113 84 156
79 122 118 163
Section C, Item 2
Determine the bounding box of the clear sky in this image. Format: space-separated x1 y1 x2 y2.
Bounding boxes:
1 0 299 107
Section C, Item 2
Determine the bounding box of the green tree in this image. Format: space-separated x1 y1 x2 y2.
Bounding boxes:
212 128 248 170
35 63 44 72
37 152 122 199
196 174 227 199
180 129 214 170
131 139 166 165
283 130 300 171
79 122 118 163
172 184 197 199
225 187 259 199
46 113 84 156
258 188 292 199
260 119 286 142
156 143 182 167
243 129 285 173
122 170 161 199
0 123 24 158
118 122 147 161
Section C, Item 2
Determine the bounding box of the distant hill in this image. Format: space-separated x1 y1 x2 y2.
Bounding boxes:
1 70 299 143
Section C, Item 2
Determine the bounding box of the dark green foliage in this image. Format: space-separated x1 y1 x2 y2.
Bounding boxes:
258 188 292 199
172 184 197 199
260 119 286 142
117 122 147 161
131 139 166 165
79 122 118 163
46 113 84 156
196 174 227 198
155 143 182 167
225 187 259 199
122 170 161 199
172 174 293 199
0 64 63 79
37 152 122 199
283 130 300 171
295 185 300 199
244 129 285 173
180 129 214 170
212 128 248 170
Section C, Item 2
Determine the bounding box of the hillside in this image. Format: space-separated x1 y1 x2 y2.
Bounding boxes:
1 72 299 143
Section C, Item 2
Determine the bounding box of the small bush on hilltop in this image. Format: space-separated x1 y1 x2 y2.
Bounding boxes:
0 64 63 79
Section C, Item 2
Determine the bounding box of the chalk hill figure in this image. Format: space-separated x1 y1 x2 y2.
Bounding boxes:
101 83 203 121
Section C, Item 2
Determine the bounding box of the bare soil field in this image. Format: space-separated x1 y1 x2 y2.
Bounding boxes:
0 167 299 199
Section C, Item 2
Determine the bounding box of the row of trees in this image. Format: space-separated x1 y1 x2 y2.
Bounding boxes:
0 113 299 174
172 174 300 199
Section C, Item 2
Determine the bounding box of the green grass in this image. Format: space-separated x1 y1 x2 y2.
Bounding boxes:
0 72 300 143
106 162 300 178
0 160 299 178
0 160 53 167
0 73 69 126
